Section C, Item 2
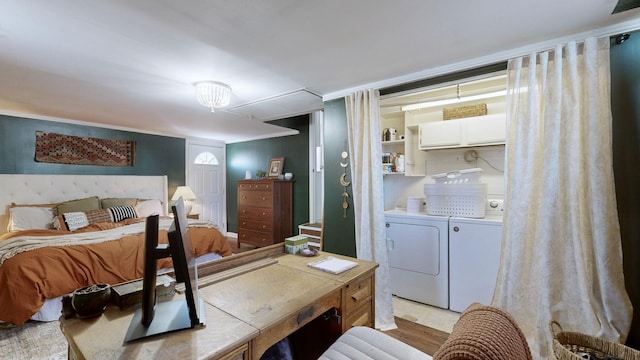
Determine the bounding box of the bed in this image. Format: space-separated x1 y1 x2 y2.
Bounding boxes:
0 174 232 326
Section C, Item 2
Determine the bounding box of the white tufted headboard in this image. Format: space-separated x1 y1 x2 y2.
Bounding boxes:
0 174 168 235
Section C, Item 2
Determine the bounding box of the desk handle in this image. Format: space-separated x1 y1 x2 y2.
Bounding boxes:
351 288 369 302
297 306 315 325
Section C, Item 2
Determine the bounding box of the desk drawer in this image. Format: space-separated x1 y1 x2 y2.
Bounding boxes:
238 219 272 233
345 302 373 328
238 205 273 220
238 229 275 246
344 275 373 316
238 191 273 207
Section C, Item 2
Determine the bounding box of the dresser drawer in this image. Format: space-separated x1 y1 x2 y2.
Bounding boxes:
238 219 272 233
238 182 273 191
238 205 273 220
238 191 273 207
238 229 275 246
344 275 373 316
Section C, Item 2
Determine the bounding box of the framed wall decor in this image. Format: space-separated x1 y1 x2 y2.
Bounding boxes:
267 157 285 178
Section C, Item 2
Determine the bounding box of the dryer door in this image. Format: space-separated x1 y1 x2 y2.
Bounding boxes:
386 221 441 275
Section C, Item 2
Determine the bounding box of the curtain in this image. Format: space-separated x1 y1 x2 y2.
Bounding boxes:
345 89 396 331
494 37 633 358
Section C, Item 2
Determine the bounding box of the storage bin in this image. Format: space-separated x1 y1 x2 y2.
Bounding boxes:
424 183 487 218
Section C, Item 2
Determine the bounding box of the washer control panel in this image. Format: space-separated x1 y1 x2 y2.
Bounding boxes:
486 199 504 216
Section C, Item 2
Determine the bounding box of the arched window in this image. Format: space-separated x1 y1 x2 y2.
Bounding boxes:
194 151 219 165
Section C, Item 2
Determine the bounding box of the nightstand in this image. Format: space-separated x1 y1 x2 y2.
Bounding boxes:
187 213 199 220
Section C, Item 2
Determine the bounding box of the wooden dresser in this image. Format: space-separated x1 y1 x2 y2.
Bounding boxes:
237 179 293 248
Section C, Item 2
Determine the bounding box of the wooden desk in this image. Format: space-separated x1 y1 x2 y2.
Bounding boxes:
59 245 378 360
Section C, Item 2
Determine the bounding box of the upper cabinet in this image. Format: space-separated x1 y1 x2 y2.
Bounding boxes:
381 71 507 156
380 111 427 177
419 113 506 150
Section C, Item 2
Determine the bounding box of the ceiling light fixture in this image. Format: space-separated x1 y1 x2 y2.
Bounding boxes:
401 90 507 112
194 81 231 112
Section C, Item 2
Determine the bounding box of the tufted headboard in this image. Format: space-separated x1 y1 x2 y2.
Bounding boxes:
0 174 168 235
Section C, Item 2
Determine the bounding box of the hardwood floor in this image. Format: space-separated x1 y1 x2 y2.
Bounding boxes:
386 316 450 355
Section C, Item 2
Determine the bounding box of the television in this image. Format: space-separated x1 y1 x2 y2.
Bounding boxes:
124 197 206 342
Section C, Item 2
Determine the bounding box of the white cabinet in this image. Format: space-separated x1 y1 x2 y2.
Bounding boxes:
419 113 506 150
381 113 427 176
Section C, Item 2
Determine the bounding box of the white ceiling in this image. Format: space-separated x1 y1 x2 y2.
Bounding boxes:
0 1 639 143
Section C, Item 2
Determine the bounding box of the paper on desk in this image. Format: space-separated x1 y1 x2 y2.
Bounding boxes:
307 256 358 274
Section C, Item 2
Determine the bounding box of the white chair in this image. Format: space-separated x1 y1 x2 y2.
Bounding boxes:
318 326 433 360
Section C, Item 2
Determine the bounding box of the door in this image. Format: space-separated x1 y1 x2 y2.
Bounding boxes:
187 140 225 232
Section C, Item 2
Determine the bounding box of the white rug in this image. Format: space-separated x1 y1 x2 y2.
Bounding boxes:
0 321 66 360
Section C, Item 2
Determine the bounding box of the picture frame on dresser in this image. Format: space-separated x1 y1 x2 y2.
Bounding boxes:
267 157 285 178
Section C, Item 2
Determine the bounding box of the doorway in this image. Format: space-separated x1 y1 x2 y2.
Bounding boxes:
186 139 226 232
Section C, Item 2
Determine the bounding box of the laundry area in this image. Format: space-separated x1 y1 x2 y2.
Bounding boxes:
381 71 507 312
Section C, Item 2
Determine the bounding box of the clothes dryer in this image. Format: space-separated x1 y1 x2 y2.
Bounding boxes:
385 210 449 309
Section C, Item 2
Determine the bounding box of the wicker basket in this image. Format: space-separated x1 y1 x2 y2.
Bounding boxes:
551 321 640 360
442 103 487 120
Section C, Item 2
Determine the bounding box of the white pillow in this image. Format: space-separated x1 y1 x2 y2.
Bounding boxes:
9 207 55 231
135 199 164 217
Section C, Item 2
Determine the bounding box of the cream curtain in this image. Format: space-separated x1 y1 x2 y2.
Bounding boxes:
494 37 632 358
345 89 396 331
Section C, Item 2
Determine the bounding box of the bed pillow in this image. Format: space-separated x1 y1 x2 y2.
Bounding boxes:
108 205 138 222
53 212 89 231
100 198 136 209
53 206 138 231
56 196 100 216
135 199 164 217
8 206 56 231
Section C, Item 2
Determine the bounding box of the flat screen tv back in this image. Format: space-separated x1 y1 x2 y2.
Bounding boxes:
124 197 206 342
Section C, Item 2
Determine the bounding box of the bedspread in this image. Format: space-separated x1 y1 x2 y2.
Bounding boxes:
0 219 231 326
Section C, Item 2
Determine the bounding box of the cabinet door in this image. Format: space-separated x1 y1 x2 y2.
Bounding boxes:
466 114 506 145
419 120 462 149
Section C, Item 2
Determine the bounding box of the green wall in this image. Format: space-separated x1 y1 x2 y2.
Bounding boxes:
321 99 356 257
0 115 186 193
225 114 310 234
610 31 640 348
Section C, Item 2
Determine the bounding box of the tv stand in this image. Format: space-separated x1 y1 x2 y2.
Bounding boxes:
59 244 378 360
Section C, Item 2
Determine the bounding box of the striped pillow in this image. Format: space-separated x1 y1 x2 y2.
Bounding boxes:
108 205 137 222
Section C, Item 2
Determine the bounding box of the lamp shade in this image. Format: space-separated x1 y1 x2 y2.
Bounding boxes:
171 186 197 201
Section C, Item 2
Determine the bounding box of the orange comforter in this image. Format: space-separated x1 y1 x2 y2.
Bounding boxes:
0 219 231 326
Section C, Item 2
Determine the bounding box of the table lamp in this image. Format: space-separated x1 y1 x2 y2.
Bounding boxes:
171 186 196 214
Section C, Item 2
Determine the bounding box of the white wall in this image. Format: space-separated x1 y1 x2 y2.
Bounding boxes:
383 144 505 210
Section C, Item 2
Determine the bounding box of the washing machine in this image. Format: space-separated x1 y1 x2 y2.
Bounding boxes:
384 209 449 309
448 213 503 312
